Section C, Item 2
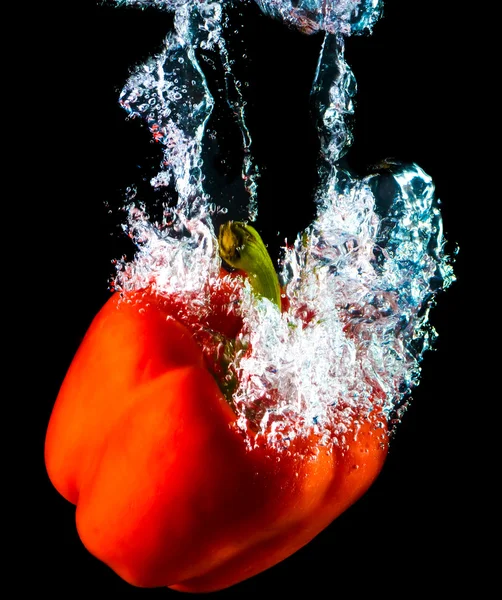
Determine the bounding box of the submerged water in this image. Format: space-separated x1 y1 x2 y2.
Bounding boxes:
109 0 455 447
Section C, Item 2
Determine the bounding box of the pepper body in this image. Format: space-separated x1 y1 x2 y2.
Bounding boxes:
46 284 388 592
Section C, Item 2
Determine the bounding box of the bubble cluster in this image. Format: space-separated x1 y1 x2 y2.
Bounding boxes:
112 0 455 447
255 0 383 35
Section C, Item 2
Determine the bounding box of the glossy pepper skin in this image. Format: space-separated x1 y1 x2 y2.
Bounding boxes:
46 225 388 592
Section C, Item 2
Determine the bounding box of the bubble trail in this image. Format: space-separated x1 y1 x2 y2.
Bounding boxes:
110 0 455 446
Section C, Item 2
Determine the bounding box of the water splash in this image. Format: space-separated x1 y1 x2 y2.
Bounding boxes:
110 0 455 447
255 0 383 35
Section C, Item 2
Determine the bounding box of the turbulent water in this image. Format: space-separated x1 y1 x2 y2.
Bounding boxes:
109 0 455 447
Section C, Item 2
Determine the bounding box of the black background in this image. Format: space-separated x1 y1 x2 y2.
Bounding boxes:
32 0 481 595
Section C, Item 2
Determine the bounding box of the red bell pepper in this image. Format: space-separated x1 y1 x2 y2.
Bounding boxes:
45 221 388 592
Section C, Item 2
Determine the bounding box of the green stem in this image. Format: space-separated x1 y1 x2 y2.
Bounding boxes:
218 221 282 310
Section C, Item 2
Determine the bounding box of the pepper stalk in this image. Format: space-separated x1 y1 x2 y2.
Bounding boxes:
218 221 282 310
